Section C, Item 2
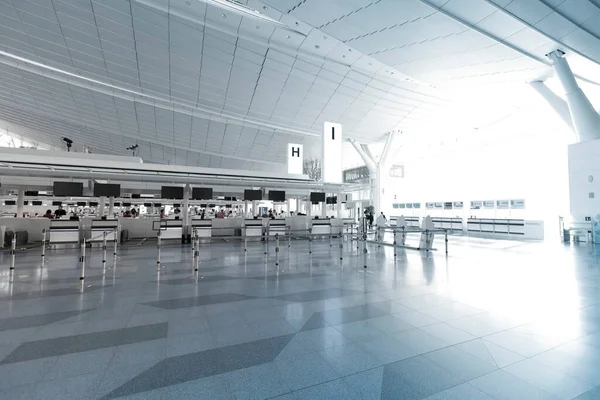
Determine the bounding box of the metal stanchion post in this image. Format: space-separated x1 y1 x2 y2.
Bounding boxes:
194 234 199 273
244 235 247 252
377 227 381 248
41 228 46 266
339 229 343 260
9 233 16 271
425 229 430 252
102 231 107 270
393 229 397 257
363 236 368 269
79 238 86 281
309 228 312 254
445 229 448 255
288 227 291 248
329 230 332 247
275 233 280 266
113 228 118 257
191 229 195 257
157 230 162 269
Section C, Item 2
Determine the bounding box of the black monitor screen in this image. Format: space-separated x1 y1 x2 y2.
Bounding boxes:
5 200 15 206
77 202 87 206
23 201 28 206
208 203 216 208
52 201 62 206
25 190 38 196
268 191 286 202
53 181 83 197
132 194 141 199
114 202 121 206
89 201 99 206
144 203 152 207
123 202 131 207
161 186 184 199
310 192 326 202
32 201 42 206
154 203 162 207
244 189 262 201
200 204 207 208
192 188 213 200
225 204 232 209
173 203 181 208
93 183 120 197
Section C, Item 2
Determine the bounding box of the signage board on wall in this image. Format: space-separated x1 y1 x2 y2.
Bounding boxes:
322 122 343 183
287 143 303 175
471 201 483 209
399 204 406 209
453 201 464 209
426 203 434 209
483 200 495 208
392 203 399 209
497 200 509 209
413 203 421 209
510 199 525 209
406 203 413 209
444 202 453 210
434 202 443 208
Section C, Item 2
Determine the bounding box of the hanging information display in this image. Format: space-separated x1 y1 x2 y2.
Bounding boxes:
497 200 509 209
510 199 525 209
471 201 483 209
434 202 443 208
453 201 464 209
483 200 495 208
426 203 434 209
413 203 421 209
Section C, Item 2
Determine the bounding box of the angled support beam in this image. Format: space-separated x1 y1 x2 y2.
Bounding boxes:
529 81 574 132
547 50 600 142
350 140 376 172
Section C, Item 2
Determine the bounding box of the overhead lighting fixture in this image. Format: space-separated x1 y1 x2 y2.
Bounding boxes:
199 0 306 36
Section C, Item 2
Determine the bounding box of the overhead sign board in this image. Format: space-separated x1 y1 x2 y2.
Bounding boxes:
287 143 303 175
510 199 525 209
322 122 343 183
497 200 509 209
483 200 495 208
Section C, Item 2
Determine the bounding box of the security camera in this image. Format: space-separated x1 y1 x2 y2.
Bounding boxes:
126 144 139 156
62 137 73 151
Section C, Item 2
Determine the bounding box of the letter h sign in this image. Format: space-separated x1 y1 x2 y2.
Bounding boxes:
287 143 303 174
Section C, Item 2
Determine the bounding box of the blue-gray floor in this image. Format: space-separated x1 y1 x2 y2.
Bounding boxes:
0 236 599 399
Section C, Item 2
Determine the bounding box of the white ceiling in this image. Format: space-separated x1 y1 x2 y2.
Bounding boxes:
0 0 598 170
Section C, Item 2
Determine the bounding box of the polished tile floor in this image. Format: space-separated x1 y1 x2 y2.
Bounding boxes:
0 235 599 399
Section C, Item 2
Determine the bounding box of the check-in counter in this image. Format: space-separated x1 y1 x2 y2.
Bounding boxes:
89 219 119 243
312 218 331 235
153 219 183 241
191 219 212 239
268 219 287 237
211 218 242 237
244 219 263 238
431 217 462 231
467 218 544 240
392 216 420 228
49 219 80 244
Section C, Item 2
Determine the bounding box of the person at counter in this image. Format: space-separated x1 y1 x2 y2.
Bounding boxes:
131 208 137 218
54 206 67 219
43 209 53 219
160 209 165 219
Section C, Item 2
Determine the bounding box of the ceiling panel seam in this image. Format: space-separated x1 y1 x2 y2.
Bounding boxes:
317 0 382 29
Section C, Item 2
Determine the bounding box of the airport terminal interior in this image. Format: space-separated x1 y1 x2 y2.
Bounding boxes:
1 0 600 399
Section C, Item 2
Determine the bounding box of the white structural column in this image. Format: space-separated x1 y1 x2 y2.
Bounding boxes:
336 192 342 219
547 50 600 142
244 201 248 217
99 196 106 216
252 200 257 217
16 188 24 217
295 198 300 215
321 200 327 218
287 199 291 216
530 81 574 131
108 197 115 217
349 131 398 215
306 199 312 217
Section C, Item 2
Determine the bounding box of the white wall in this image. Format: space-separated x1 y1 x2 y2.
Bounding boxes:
568 139 600 220
383 120 571 239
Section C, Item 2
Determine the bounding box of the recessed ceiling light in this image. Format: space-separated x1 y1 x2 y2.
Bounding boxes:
263 5 268 10
348 49 352 52
295 22 299 25
323 36 327 39
222 13 226 18
342 55 346 58
369 63 372 66
287 35 291 39
256 25 260 29
315 45 320 49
